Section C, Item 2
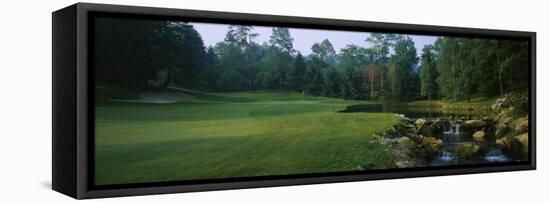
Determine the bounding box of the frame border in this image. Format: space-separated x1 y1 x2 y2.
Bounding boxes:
64 2 536 199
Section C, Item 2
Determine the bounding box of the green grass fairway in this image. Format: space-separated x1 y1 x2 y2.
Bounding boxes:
95 89 400 185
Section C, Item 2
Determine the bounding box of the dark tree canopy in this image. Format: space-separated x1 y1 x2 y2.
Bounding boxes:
95 17 205 89
95 18 529 102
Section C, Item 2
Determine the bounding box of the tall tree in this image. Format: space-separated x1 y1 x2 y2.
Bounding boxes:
223 25 260 90
322 67 340 97
339 45 371 69
365 33 404 64
419 44 438 101
311 39 337 66
303 56 327 95
287 53 306 91
269 27 295 54
340 65 363 99
225 25 258 50
198 46 219 89
434 37 460 99
389 37 418 100
268 27 295 89
363 64 381 99
163 22 206 87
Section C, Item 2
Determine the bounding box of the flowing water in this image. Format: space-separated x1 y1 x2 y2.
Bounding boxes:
430 119 510 166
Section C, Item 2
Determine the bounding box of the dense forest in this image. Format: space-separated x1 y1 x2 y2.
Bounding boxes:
95 18 529 102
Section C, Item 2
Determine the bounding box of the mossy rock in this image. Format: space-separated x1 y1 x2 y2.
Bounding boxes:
422 137 443 152
454 143 481 158
415 118 427 128
397 137 416 149
418 123 444 138
514 133 529 154
473 130 485 141
463 120 486 131
513 116 529 133
497 133 528 159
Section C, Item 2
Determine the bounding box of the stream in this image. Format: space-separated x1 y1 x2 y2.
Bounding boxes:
431 119 509 166
348 105 513 166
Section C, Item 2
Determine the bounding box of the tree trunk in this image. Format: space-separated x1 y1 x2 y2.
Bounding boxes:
380 70 385 100
279 74 283 90
497 42 504 97
164 67 171 88
451 46 456 98
370 70 375 98
499 65 503 97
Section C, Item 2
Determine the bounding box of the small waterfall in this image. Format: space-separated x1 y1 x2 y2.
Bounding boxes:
443 120 463 136
484 149 509 162
438 151 456 162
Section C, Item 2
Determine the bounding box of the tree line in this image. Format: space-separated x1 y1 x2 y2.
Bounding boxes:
95 18 529 101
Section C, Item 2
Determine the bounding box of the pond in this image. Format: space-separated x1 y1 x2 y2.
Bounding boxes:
341 104 489 120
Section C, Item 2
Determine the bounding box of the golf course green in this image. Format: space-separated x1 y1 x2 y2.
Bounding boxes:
94 87 400 185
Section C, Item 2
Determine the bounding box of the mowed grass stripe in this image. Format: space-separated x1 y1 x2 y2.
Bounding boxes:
95 90 398 185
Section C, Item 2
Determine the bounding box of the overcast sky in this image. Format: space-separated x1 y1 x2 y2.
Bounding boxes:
191 22 437 57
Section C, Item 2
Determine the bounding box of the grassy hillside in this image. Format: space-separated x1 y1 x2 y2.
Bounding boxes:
95 88 399 185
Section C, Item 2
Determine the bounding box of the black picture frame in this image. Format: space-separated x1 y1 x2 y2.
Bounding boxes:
52 2 536 199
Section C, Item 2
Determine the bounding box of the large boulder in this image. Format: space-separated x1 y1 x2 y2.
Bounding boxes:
454 143 481 158
384 126 403 138
492 97 511 110
515 133 529 154
422 137 443 152
463 120 486 132
473 130 486 141
385 118 416 138
386 145 426 168
397 136 416 150
513 116 529 133
415 118 427 128
497 133 528 159
417 121 444 138
494 111 529 139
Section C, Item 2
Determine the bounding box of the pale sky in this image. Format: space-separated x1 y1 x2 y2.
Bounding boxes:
190 22 437 57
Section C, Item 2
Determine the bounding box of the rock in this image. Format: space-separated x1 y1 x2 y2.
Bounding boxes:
383 137 399 144
495 124 513 139
496 136 510 149
514 133 529 154
513 116 529 133
400 123 416 130
417 122 444 138
454 143 481 157
497 134 527 158
495 110 513 125
385 126 401 137
463 120 486 129
422 137 443 151
370 134 385 144
397 136 416 149
492 96 510 110
473 130 486 141
418 124 433 137
415 119 427 127
394 160 420 168
387 145 426 168
406 126 418 135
